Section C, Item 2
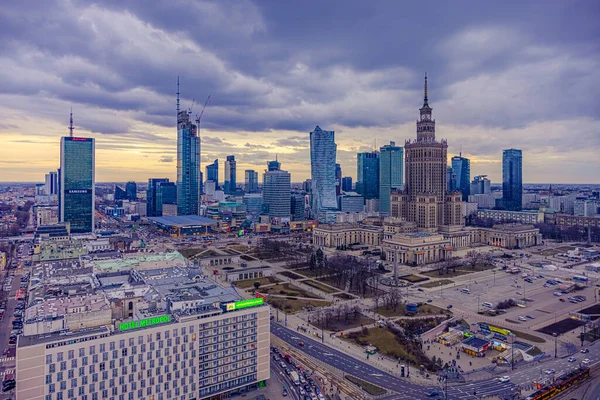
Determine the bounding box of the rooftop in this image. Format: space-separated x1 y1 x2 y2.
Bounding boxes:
148 215 218 227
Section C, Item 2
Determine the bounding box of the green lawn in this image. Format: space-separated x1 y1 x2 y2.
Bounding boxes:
302 279 339 294
268 297 331 313
260 283 323 299
422 264 495 278
345 375 386 396
399 274 429 283
420 279 454 288
344 327 418 363
375 303 450 318
234 276 281 289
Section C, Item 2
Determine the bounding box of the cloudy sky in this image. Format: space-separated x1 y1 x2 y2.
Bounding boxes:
1 0 599 184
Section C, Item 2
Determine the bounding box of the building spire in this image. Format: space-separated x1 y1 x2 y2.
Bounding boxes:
423 72 428 106
69 107 74 137
176 76 180 117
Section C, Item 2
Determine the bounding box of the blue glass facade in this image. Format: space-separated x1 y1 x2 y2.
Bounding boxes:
60 137 95 233
357 152 379 200
501 149 523 211
245 170 258 193
205 159 218 188
379 142 404 215
147 178 169 217
224 155 236 194
125 181 137 200
177 111 200 215
310 126 337 221
451 155 470 201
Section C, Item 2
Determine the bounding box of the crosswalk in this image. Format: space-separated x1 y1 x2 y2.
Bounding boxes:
0 357 15 363
0 369 14 377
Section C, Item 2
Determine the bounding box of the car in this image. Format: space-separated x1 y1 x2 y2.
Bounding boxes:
299 388 306 396
545 369 556 374
526 314 535 319
282 388 288 397
582 358 590 365
298 341 305 347
272 354 279 361
560 298 566 302
518 316 527 321
553 292 562 296
427 390 440 397
318 394 325 400
499 376 510 383
284 367 290 375
447 305 453 309
581 348 590 353
516 291 523 295
568 357 577 362
427 299 432 303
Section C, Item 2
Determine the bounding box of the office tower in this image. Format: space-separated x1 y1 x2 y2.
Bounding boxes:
500 149 523 211
446 167 457 192
263 166 291 220
451 154 470 201
339 193 365 212
114 185 127 200
125 181 137 200
291 194 306 221
243 193 263 216
146 178 169 217
176 93 201 215
245 170 259 193
59 133 95 233
470 175 491 195
391 74 462 229
205 159 219 188
341 177 353 192
379 141 404 215
157 181 177 215
224 155 236 194
335 163 342 196
44 171 58 195
268 158 281 171
310 126 337 222
357 152 380 200
302 179 311 193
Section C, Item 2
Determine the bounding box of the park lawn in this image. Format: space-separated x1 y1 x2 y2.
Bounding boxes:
375 304 450 318
234 276 282 289
268 297 331 313
177 247 204 259
420 279 454 288
422 264 495 278
302 279 339 294
344 327 419 364
260 283 323 299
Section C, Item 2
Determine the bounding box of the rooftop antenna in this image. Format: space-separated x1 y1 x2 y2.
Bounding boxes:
69 107 74 137
176 76 180 117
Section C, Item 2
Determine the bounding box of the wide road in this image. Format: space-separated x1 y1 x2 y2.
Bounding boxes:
272 322 516 399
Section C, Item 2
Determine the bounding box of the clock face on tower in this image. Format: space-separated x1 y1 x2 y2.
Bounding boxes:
421 114 429 121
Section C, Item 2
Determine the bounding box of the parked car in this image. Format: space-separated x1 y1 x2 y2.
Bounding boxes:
518 316 527 321
525 314 535 319
568 357 577 362
581 348 589 353
582 359 591 365
499 376 510 383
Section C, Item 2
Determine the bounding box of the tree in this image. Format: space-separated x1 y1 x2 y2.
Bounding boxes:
253 282 261 292
465 250 481 270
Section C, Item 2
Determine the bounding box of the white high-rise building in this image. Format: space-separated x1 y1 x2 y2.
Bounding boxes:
263 167 291 221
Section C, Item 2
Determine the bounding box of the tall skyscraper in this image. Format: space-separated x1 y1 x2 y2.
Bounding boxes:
470 175 491 195
44 171 58 196
310 126 337 222
125 181 137 200
263 165 291 220
176 82 201 216
157 181 177 214
224 155 236 194
451 155 470 201
357 152 380 200
115 185 127 200
205 159 219 188
379 141 404 215
500 149 523 211
391 74 462 230
147 178 169 217
335 163 342 196
59 134 95 233
446 167 457 192
291 194 306 221
341 177 353 192
245 170 258 193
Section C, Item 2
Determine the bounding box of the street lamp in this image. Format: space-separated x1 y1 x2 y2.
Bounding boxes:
553 333 558 358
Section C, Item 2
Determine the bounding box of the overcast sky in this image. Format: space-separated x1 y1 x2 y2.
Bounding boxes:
0 0 599 184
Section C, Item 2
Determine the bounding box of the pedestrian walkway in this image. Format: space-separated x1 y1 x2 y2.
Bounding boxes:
0 369 14 377
0 357 14 363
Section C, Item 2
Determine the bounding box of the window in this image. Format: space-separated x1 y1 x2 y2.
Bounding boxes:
46 355 53 364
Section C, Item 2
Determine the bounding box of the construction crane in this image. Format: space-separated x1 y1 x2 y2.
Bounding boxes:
195 95 211 127
188 98 195 114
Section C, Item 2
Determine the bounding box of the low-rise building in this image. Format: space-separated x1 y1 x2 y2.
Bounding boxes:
477 209 543 224
226 266 274 282
382 232 452 266
473 224 542 249
312 223 383 248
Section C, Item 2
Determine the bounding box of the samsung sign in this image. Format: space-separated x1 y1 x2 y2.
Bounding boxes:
119 315 171 331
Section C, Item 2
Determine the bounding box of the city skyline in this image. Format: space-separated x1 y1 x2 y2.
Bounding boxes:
0 1 598 184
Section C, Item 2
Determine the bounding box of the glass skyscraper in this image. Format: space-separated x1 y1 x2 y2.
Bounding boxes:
205 159 219 188
310 126 337 222
147 178 169 217
177 111 200 215
245 170 258 193
224 155 236 194
125 181 137 200
263 167 291 221
357 151 380 200
451 155 470 201
59 136 95 233
379 141 404 215
501 149 523 211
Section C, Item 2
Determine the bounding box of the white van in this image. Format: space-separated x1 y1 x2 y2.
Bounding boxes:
460 288 470 294
482 302 493 308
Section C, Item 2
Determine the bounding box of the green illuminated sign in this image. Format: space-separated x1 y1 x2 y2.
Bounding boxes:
119 315 171 331
225 297 264 311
